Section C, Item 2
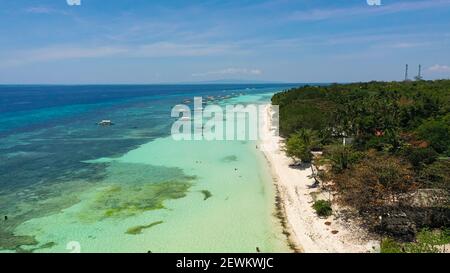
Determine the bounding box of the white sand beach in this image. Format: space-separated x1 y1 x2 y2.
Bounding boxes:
260 104 379 253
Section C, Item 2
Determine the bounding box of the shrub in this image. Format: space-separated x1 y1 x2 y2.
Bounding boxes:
403 146 438 169
380 238 403 253
333 152 416 209
313 200 332 217
286 134 313 163
325 144 362 173
418 160 450 190
381 229 450 253
417 119 450 155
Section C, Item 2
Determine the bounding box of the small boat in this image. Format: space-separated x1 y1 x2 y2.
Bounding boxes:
98 120 114 126
181 117 191 121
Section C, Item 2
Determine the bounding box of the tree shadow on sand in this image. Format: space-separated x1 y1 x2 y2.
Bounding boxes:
288 162 311 170
288 162 321 189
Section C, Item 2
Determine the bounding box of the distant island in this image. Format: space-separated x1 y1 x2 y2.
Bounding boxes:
263 80 449 253
178 79 288 84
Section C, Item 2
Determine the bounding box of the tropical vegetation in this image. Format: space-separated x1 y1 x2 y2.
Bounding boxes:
273 80 450 251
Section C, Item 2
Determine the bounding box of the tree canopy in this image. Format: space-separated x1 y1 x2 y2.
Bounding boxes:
273 80 450 244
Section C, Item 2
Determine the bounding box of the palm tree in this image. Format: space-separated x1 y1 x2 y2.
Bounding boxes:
296 128 316 148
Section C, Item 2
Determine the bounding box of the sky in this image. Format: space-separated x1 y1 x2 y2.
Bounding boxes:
0 0 450 84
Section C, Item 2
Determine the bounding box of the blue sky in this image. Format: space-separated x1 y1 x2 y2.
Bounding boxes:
0 0 449 84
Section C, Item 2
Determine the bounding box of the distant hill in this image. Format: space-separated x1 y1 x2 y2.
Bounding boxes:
184 79 286 84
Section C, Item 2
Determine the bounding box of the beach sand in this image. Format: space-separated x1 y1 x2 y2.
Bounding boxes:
259 104 379 253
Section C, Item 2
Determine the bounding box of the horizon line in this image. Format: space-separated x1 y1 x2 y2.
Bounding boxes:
0 82 324 86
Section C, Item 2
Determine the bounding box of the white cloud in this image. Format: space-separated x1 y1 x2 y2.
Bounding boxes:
133 42 237 57
26 7 53 14
0 42 241 68
388 42 429 49
26 7 68 15
192 68 262 77
0 46 128 67
427 64 450 73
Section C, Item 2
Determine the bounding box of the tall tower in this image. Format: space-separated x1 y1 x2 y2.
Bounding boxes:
415 64 423 81
405 64 409 81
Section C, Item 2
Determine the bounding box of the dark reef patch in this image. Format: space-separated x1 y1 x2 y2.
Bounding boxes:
221 155 238 163
200 190 212 201
79 181 192 222
0 162 196 251
0 180 96 252
126 221 164 235
0 231 38 252
78 163 196 222
16 241 58 253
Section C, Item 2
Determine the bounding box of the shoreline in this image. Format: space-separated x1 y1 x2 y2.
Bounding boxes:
260 104 379 253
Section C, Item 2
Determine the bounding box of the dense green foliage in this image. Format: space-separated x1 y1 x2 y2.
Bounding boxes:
273 80 450 249
324 145 362 173
312 200 332 217
285 128 316 163
273 80 450 185
416 119 450 154
381 229 450 253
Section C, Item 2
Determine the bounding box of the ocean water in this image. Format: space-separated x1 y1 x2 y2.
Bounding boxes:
0 84 299 253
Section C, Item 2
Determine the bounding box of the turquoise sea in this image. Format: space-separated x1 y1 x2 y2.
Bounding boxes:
0 84 300 253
